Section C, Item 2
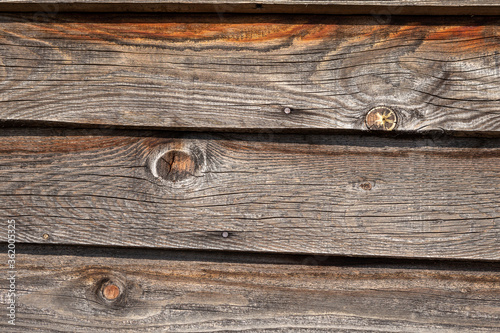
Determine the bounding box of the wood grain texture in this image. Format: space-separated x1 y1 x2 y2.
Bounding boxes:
0 1 499 15
1 128 499 260
0 14 499 135
1 245 500 332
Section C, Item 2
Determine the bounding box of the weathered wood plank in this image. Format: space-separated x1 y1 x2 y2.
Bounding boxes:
0 1 499 15
2 245 500 332
0 14 499 135
1 128 499 260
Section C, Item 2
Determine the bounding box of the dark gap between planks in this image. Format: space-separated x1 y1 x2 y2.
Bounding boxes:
12 243 500 271
0 2 499 15
1 125 500 147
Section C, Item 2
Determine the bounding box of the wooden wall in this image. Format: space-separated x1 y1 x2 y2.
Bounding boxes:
0 3 499 332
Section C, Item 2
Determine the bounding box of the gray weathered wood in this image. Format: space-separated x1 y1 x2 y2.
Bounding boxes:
0 0 499 15
0 14 499 135
1 128 499 260
1 246 500 332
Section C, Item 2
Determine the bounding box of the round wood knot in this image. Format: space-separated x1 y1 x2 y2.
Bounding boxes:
156 150 198 182
102 284 120 300
365 107 398 131
99 279 122 302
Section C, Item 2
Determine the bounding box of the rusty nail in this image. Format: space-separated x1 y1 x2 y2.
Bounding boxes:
365 107 398 131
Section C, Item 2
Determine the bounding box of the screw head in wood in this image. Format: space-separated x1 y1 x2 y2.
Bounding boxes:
365 107 398 131
42 233 49 240
283 107 291 114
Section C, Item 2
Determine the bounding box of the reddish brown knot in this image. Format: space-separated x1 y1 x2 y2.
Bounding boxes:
102 284 120 300
156 150 197 182
99 278 123 302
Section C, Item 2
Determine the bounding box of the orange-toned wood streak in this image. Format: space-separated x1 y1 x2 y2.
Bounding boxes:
0 14 498 134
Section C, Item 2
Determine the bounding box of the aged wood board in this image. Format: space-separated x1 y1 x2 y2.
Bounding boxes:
0 14 498 135
1 128 499 260
0 8 499 332
1 245 499 332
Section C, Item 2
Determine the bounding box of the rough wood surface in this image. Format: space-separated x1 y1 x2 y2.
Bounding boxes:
0 14 499 135
1 245 500 332
1 128 499 260
0 1 499 15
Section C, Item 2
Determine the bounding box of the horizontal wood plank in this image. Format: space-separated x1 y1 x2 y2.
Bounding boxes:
1 128 499 260
2 246 500 332
0 1 499 15
0 14 499 135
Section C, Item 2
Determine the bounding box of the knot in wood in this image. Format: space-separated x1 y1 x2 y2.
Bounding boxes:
156 150 197 182
102 284 120 300
99 278 122 302
365 107 398 131
360 182 372 191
